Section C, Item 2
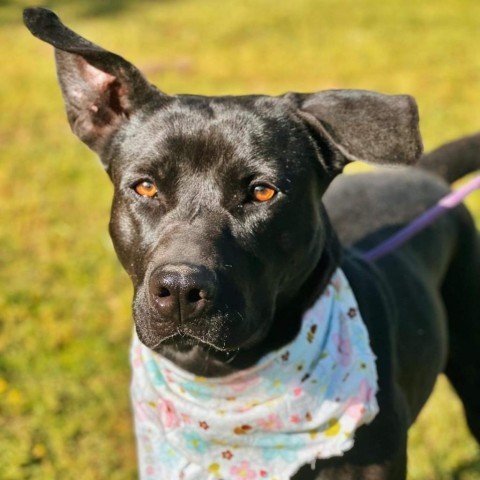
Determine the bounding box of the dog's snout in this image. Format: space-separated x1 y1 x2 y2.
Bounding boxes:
149 264 217 323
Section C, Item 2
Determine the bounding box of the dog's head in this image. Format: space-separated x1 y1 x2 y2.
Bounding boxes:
24 8 422 375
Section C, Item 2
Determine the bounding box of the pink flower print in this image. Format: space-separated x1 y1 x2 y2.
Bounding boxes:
165 368 174 383
293 387 303 398
145 465 155 476
256 413 283 431
345 400 365 422
230 460 257 479
133 346 143 368
290 414 301 424
333 333 352 367
331 276 342 295
133 401 149 422
158 399 179 428
345 380 374 422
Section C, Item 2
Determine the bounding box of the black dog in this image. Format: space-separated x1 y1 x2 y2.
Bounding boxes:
24 8 480 479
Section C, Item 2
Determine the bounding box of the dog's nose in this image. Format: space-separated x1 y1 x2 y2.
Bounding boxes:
149 264 217 323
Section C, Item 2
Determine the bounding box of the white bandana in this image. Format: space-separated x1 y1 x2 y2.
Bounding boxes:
131 269 379 480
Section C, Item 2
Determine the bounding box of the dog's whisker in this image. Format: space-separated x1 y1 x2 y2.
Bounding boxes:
224 349 240 364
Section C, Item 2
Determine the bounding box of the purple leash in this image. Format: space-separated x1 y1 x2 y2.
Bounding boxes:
363 175 480 262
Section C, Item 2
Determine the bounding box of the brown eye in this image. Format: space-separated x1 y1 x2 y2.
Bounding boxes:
134 181 158 198
252 185 277 203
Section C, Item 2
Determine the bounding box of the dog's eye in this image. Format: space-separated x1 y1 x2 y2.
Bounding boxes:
251 185 277 203
134 181 158 198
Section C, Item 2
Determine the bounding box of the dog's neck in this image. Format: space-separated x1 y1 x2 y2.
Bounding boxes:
257 216 343 352
294 214 343 311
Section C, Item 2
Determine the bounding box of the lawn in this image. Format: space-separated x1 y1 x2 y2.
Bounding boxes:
1 0 479 478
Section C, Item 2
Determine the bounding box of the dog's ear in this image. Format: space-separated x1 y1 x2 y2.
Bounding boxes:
23 7 165 169
287 90 423 175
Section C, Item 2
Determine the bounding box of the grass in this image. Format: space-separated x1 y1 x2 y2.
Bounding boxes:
1 0 479 478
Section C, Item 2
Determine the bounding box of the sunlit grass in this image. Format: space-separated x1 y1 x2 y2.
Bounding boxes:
1 0 479 478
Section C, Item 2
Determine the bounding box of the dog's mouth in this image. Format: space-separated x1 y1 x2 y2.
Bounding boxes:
144 330 254 374
152 330 241 354
135 310 275 375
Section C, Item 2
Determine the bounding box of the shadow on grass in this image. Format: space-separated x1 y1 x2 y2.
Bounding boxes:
0 0 180 24
452 455 480 480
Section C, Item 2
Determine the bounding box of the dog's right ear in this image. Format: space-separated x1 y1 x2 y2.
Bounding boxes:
23 7 165 169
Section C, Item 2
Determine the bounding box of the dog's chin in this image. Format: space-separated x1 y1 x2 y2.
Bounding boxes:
154 332 240 354
138 334 238 376
135 320 273 376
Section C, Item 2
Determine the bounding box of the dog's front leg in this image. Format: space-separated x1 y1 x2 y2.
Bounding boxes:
316 451 407 480
292 444 407 480
292 401 408 480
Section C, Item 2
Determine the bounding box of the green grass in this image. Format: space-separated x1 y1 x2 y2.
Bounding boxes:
1 0 479 478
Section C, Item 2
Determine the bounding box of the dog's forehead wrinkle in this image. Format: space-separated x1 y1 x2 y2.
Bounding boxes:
113 94 305 178
153 97 270 139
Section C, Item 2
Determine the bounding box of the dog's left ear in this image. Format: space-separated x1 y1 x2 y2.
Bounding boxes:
287 90 423 175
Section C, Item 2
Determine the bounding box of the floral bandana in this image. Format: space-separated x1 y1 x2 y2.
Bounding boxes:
131 269 379 480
